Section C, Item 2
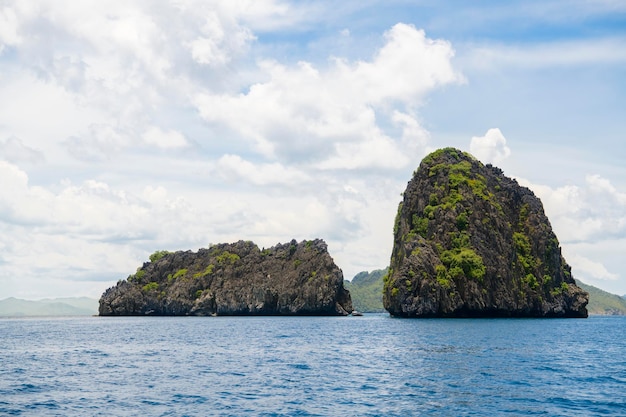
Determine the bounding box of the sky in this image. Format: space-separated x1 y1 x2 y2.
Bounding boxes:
1 0 626 300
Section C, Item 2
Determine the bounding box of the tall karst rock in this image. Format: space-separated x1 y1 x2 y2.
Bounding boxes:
383 148 588 318
99 239 353 316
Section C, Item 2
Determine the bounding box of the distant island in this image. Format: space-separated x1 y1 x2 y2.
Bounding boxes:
0 297 98 317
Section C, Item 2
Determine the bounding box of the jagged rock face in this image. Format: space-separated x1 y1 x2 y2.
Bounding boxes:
383 148 588 318
99 239 353 316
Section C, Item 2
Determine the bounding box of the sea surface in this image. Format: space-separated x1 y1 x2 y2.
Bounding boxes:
0 314 624 416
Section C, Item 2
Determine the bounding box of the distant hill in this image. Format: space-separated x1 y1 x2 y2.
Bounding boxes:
344 268 387 313
0 297 99 317
576 281 626 315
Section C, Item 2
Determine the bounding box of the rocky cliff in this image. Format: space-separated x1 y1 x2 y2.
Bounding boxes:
383 148 588 318
99 239 353 316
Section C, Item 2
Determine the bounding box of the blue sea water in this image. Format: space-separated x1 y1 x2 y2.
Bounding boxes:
0 315 624 416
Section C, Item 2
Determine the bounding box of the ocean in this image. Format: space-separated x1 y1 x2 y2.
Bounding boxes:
0 314 624 416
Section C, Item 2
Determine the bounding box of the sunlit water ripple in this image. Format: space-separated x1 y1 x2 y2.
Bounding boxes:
1 315 624 416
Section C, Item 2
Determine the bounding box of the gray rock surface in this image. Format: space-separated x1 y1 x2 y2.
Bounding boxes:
99 239 352 316
383 148 588 317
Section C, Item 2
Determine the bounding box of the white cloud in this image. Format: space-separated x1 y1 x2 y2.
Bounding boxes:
64 124 130 161
0 0 284 165
0 5 21 51
0 137 45 163
315 135 411 171
0 160 29 195
562 238 626 292
195 23 463 168
519 174 626 244
214 154 310 185
469 128 511 164
187 11 255 66
0 72 105 158
143 127 189 150
0 161 213 297
464 37 626 70
565 252 618 281
586 174 626 205
393 110 431 150
347 23 464 102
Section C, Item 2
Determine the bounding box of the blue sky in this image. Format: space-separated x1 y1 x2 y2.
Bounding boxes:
1 0 625 299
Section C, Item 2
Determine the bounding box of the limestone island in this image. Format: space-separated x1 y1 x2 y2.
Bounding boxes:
99 239 353 316
383 148 589 318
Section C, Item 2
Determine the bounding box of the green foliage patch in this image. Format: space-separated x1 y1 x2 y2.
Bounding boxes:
149 250 170 263
440 248 486 281
193 264 214 279
523 273 539 290
436 264 452 289
173 268 188 279
513 231 541 276
142 282 159 292
216 251 240 265
413 215 429 237
456 212 469 231
128 269 145 283
550 282 570 296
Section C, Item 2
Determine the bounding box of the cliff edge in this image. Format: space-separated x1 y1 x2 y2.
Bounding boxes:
383 148 588 317
99 239 353 316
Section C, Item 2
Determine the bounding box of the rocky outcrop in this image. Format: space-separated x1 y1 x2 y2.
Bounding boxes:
99 239 353 316
383 148 588 318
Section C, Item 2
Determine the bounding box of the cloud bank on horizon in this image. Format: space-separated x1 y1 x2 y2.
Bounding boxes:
1 0 625 299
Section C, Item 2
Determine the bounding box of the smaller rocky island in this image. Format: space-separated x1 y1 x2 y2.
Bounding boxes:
99 239 353 316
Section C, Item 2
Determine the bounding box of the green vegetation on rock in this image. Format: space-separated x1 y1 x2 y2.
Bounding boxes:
173 268 188 279
149 250 170 263
142 282 159 292
193 264 214 279
440 247 485 282
215 251 240 265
